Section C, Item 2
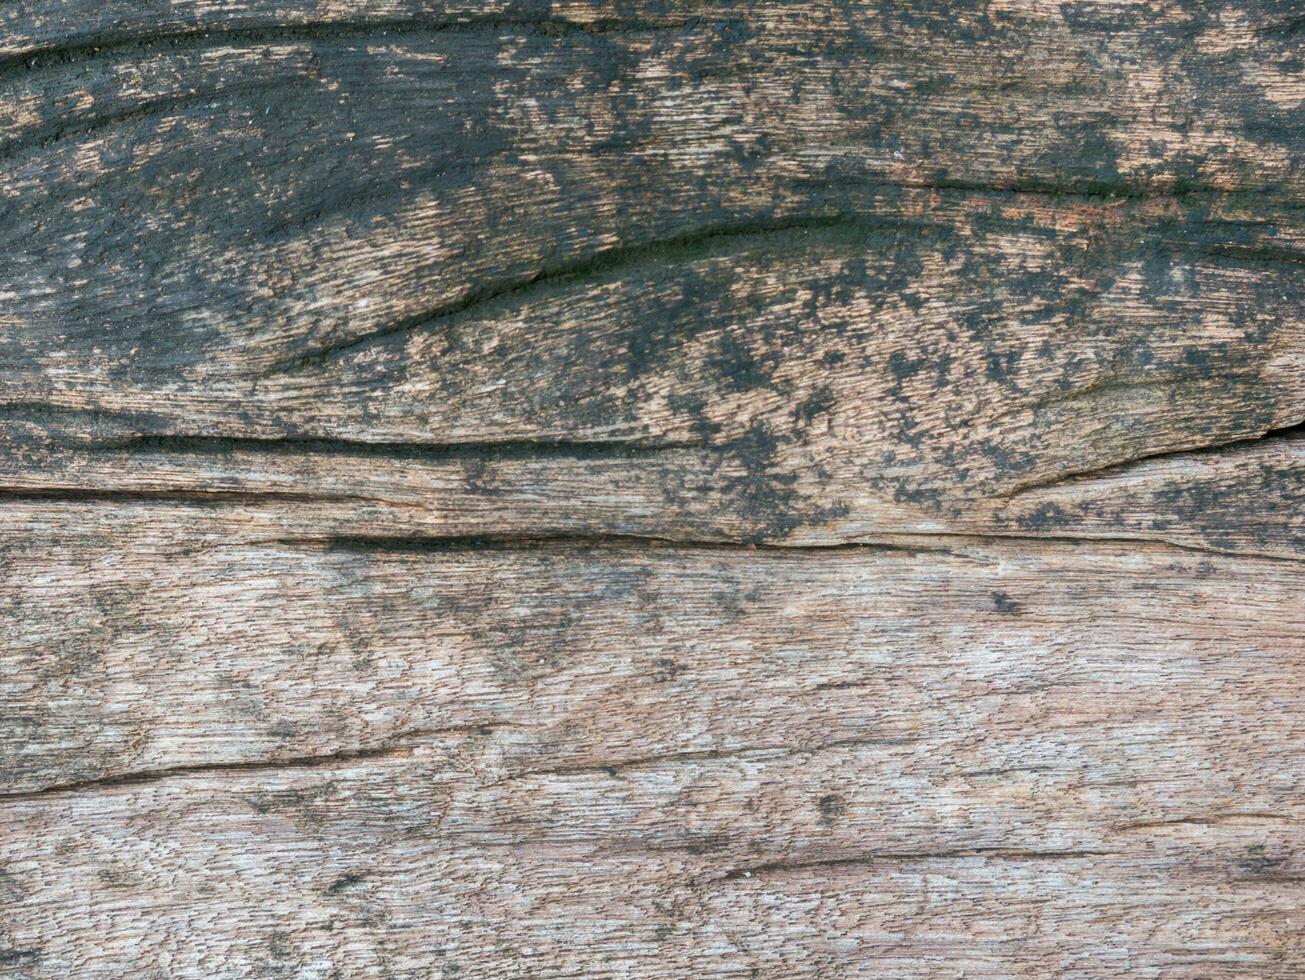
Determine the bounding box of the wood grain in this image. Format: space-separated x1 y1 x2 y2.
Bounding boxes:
2 0 1303 975
3 0 1304 540
4 530 1304 975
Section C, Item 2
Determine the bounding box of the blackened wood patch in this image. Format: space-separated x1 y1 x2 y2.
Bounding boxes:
2 2 1303 976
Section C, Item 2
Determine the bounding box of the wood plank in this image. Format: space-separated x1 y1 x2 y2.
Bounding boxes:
3 1 1304 975
4 530 1303 973
6 523 1303 796
1 0 1303 546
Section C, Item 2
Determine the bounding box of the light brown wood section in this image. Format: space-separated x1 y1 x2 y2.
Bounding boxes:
4 515 1304 974
2 0 1304 975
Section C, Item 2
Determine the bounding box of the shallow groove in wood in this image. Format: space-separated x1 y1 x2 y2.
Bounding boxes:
0 76 305 164
716 849 1117 882
0 737 446 804
1001 416 1305 497
275 212 915 370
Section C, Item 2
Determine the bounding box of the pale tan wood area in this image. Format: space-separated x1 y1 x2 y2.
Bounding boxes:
4 525 1304 975
2 0 1304 976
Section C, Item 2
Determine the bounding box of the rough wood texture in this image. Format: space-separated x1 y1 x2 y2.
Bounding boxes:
4 0 1305 542
5 528 1305 975
2 0 1303 976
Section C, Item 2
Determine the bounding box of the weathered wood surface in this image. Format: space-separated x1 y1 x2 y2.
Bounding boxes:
2 0 1304 976
4 527 1304 975
3 0 1305 546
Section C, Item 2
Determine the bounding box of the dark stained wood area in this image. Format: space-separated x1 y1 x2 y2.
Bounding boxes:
2 1 1303 976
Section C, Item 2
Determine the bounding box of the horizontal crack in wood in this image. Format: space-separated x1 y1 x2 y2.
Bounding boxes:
1111 813 1292 832
5 732 913 802
86 433 703 460
1000 417 1305 498
717 848 1115 881
0 725 505 803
